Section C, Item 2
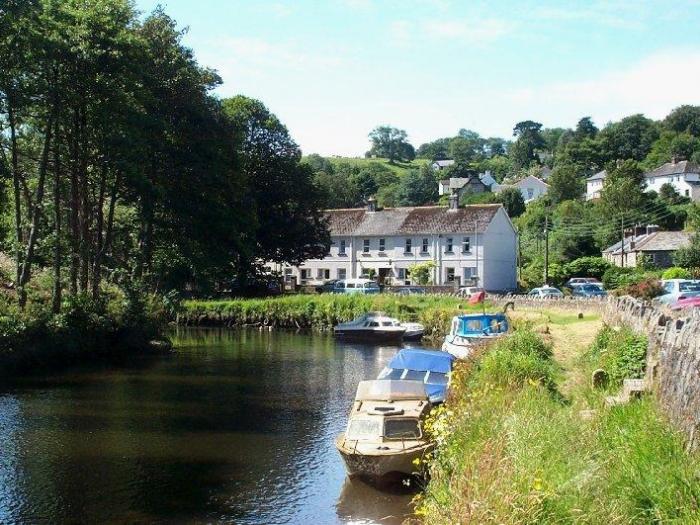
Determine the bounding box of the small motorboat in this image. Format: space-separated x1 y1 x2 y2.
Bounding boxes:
335 380 433 480
401 322 425 341
377 348 454 404
442 313 509 359
334 312 421 343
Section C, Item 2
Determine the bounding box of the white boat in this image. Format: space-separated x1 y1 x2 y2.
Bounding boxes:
401 322 425 341
334 312 420 343
335 380 433 479
441 313 509 359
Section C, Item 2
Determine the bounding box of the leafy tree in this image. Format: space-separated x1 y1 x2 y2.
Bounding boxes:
600 160 646 218
497 187 525 218
368 126 414 163
303 154 334 174
416 138 450 160
598 114 659 162
670 133 700 161
479 155 511 182
564 256 611 280
222 96 330 267
409 260 436 285
659 183 681 203
548 163 584 202
575 117 598 139
511 120 545 170
674 235 700 275
664 105 700 136
485 137 508 157
396 165 438 206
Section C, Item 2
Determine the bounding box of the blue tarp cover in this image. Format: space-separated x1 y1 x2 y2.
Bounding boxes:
388 348 454 374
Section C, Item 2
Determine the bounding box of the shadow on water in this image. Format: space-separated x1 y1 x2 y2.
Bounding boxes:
0 327 424 524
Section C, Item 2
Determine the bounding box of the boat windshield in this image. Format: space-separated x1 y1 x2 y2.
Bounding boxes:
403 370 426 381
384 419 421 439
426 371 448 385
346 419 383 440
383 369 404 380
465 319 484 332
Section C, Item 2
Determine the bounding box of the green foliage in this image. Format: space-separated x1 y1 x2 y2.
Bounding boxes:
598 114 660 162
395 164 438 206
510 120 545 171
662 266 692 279
367 126 415 162
496 186 525 217
586 326 647 386
601 266 659 290
548 163 584 202
563 256 611 279
674 233 700 274
409 260 436 285
617 277 664 300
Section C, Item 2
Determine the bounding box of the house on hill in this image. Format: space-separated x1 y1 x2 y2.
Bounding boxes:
643 160 700 200
431 159 455 171
437 172 497 198
271 197 517 291
602 228 692 268
585 170 606 200
493 175 549 203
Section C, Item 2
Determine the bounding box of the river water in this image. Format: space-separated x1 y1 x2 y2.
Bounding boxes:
0 329 420 524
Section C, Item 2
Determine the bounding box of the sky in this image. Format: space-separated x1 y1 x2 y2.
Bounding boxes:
134 0 700 157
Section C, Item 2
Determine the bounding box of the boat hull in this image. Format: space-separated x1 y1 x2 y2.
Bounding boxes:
335 437 433 478
334 329 406 343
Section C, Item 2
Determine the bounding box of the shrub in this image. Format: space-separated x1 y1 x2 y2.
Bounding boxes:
617 277 664 300
564 256 611 280
662 267 691 279
587 325 647 386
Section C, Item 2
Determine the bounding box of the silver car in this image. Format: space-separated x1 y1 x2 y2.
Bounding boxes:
657 279 700 304
528 286 564 298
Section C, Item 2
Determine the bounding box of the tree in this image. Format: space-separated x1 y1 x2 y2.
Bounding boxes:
416 138 450 160
497 187 525 218
598 114 659 162
664 105 700 136
670 133 700 161
548 163 584 202
674 235 700 275
564 256 610 280
600 160 646 218
659 183 681 203
511 120 545 170
396 165 438 206
368 126 414 163
409 260 436 285
575 117 598 139
223 96 330 268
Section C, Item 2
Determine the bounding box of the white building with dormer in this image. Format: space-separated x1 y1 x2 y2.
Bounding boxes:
272 197 518 292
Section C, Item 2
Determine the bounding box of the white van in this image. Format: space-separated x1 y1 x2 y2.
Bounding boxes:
333 278 381 295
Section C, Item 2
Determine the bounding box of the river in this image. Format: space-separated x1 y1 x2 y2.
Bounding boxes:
0 329 421 524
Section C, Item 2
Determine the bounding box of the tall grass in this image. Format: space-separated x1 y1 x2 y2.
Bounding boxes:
418 327 700 523
179 294 485 336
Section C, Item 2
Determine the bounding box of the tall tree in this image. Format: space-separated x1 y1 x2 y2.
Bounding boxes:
511 120 545 171
368 126 414 163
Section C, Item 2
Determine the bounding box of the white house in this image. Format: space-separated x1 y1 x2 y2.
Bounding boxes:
437 171 497 197
644 160 700 200
493 175 549 203
273 197 518 292
585 170 606 200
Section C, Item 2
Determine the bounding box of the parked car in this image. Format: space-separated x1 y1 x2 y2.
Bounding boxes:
527 286 564 298
315 279 340 293
669 296 700 310
656 279 700 304
564 277 601 290
458 286 485 298
394 286 427 295
571 283 607 298
333 278 381 295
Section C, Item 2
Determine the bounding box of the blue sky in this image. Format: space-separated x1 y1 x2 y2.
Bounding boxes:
134 0 700 156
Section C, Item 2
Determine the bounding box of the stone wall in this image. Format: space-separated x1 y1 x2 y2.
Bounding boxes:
603 296 700 451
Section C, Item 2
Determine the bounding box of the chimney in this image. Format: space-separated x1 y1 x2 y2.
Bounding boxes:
647 224 659 234
671 154 679 164
367 196 377 212
448 191 459 211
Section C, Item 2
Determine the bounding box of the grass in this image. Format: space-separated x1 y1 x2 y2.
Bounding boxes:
308 156 429 177
417 321 700 524
180 293 488 338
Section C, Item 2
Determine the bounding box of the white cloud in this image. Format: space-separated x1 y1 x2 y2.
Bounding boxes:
389 20 413 47
424 18 513 43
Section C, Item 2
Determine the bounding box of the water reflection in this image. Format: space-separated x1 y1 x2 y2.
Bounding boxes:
0 328 421 524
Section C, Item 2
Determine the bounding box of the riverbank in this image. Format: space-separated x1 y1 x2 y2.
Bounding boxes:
417 311 700 523
0 293 169 376
179 294 486 338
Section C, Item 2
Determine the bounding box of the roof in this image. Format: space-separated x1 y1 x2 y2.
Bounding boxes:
387 349 454 374
513 175 550 188
325 204 503 236
645 160 700 178
540 166 552 180
587 170 607 181
355 380 427 401
432 159 455 168
604 231 692 254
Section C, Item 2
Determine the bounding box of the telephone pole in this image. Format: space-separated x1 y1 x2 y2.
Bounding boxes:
620 215 625 268
543 215 549 285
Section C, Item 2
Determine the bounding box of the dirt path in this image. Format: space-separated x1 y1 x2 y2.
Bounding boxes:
508 308 602 397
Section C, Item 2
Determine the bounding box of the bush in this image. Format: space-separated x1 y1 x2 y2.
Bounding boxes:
662 267 691 279
564 256 611 280
586 326 647 386
617 277 664 300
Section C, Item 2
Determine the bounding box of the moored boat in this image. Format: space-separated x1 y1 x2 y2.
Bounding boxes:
441 313 509 359
377 348 454 404
333 312 409 342
400 322 425 341
335 380 433 479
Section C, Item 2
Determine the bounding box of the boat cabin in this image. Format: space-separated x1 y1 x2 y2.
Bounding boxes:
449 313 508 338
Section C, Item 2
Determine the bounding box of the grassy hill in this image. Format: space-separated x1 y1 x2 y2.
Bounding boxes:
306 156 429 177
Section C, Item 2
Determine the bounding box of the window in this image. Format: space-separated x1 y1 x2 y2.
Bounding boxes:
339 239 346 255
284 268 293 283
347 419 382 440
527 188 534 199
446 267 455 282
363 239 370 253
422 238 429 253
686 189 691 197
405 238 412 253
317 268 324 279
462 237 470 253
337 268 347 280
379 238 385 252
397 268 405 280
446 237 453 253
300 269 309 282
463 267 475 281
316 268 329 279
384 419 421 439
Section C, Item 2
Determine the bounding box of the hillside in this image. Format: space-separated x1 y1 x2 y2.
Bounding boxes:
305 156 429 178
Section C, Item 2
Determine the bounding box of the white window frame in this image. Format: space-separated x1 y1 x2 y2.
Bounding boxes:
462 237 470 253
363 239 370 253
339 239 346 255
379 238 385 252
446 237 453 253
405 238 412 253
421 238 429 253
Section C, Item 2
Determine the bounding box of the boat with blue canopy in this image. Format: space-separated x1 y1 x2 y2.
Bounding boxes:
442 313 509 359
377 348 455 404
